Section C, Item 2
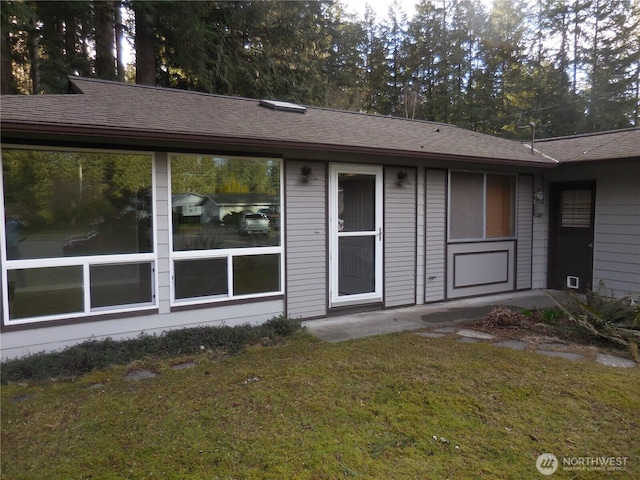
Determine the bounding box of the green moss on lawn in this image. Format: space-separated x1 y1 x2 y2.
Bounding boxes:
2 333 639 479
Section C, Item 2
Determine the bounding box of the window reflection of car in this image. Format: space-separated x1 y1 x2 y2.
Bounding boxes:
258 207 280 230
239 212 270 236
62 231 100 255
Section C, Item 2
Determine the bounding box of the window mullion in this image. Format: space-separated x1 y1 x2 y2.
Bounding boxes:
228 255 234 298
84 263 91 314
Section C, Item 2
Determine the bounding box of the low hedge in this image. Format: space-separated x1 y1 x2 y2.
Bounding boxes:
1 316 302 383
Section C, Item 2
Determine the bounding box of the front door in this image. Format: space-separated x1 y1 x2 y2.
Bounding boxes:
329 164 383 307
548 182 596 292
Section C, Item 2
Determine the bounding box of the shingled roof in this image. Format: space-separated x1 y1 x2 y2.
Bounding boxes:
533 128 639 164
2 77 634 167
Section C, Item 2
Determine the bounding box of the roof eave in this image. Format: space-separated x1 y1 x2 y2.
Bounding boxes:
1 121 557 168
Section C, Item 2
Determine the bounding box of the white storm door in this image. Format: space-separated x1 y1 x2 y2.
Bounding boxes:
329 164 383 307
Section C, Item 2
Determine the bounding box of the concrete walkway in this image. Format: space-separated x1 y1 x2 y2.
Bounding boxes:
302 290 637 368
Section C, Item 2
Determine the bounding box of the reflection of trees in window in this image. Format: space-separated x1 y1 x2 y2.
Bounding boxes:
171 154 279 197
2 148 153 258
3 149 151 229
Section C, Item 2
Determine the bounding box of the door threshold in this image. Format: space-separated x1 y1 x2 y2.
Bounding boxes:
328 302 383 316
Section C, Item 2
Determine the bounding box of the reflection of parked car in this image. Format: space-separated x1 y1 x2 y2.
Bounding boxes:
62 231 100 255
258 207 280 230
239 212 270 236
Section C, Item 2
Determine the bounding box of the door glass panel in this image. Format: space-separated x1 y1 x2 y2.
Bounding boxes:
338 174 375 232
561 190 592 228
338 236 375 295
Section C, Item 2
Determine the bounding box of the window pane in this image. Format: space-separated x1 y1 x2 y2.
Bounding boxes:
170 155 281 251
233 254 280 295
486 175 515 238
8 266 83 319
450 172 484 239
338 236 376 295
2 149 153 259
90 263 153 308
338 174 376 232
561 190 592 228
174 258 228 300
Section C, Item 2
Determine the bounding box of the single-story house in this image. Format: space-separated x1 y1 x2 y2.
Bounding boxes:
1 77 638 359
172 193 205 223
199 193 278 224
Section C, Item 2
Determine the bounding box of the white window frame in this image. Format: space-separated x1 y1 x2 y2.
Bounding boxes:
448 171 518 242
168 153 284 306
0 146 159 326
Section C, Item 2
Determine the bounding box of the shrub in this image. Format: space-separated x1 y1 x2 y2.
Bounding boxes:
0 316 302 383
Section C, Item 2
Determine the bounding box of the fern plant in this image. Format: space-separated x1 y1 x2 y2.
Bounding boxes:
547 290 640 361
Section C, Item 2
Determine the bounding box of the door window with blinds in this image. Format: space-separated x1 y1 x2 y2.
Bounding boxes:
560 189 592 228
449 172 516 240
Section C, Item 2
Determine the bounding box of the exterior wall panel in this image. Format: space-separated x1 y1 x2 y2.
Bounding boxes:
416 169 425 304
155 152 171 314
447 241 515 298
384 167 417 307
593 165 640 296
285 160 328 318
424 169 447 302
531 172 548 290
516 174 533 289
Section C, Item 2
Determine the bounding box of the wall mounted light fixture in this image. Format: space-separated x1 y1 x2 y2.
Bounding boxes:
301 166 312 182
533 189 544 217
397 171 408 185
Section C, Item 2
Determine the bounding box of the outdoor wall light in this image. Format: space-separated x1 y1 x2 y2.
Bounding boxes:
397 171 408 185
533 189 544 217
301 165 312 182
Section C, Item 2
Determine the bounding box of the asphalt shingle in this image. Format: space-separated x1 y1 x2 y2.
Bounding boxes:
1 77 556 166
2 77 638 166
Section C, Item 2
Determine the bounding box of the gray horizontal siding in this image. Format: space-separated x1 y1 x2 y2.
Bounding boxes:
285 160 328 318
516 175 533 290
592 165 640 297
384 167 417 307
424 169 446 302
155 152 171 314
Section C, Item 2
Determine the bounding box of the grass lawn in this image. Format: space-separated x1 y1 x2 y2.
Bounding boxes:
2 331 638 479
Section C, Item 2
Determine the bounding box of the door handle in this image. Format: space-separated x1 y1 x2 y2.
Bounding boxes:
378 227 383 240
588 243 593 248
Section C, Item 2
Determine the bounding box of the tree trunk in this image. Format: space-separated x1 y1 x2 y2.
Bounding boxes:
134 3 155 85
1 13 13 94
94 0 117 80
115 2 125 82
27 14 39 94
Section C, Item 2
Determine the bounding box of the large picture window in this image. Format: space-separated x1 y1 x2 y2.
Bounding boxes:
449 172 516 240
1 147 155 324
170 154 282 304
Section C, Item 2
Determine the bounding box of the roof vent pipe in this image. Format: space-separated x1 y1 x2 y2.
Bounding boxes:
519 122 536 153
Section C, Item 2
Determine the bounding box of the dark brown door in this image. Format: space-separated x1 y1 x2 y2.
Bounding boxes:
548 182 596 292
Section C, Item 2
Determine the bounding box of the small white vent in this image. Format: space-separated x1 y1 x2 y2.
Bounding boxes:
259 99 307 113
